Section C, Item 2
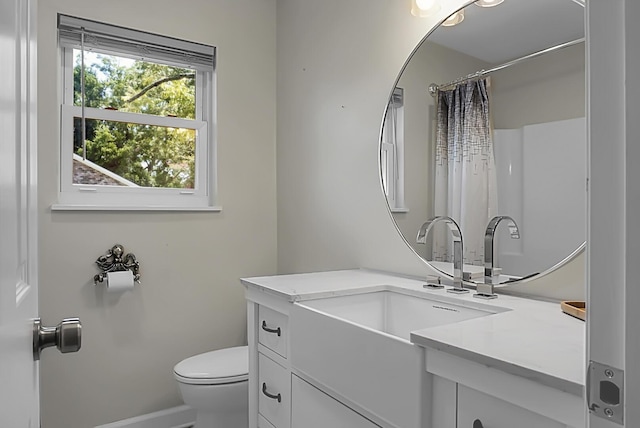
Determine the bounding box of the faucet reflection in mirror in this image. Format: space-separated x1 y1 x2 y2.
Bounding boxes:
417 216 469 294
474 215 520 299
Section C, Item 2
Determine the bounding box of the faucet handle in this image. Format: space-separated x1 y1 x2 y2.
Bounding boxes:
423 276 444 289
483 215 521 291
474 282 498 299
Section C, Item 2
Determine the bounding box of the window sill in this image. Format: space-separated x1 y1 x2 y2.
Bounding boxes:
50 204 222 212
390 207 409 213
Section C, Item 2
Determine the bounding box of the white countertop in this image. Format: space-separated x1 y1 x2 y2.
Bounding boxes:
241 269 585 396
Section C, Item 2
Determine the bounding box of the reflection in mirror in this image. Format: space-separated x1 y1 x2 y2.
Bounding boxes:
382 0 585 284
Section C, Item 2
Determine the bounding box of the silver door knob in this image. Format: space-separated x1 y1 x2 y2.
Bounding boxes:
33 317 82 360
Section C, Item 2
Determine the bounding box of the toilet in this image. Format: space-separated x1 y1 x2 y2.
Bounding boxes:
174 345 249 428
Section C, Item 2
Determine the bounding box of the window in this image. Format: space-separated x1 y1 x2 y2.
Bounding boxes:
381 87 407 212
55 15 217 210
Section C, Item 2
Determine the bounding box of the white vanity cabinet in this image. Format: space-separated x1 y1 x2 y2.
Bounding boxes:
247 292 292 428
256 306 291 428
243 270 585 428
246 289 382 428
456 385 567 428
426 349 583 428
430 374 577 428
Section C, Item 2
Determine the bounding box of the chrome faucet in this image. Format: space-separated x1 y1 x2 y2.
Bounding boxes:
475 215 520 299
416 216 468 294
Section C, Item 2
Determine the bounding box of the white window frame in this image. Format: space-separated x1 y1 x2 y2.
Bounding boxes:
381 87 407 213
54 16 218 211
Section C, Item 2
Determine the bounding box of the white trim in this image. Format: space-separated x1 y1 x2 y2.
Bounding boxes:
58 35 217 210
381 141 397 203
63 47 73 103
51 204 222 212
381 88 406 211
59 104 211 207
65 105 205 130
586 0 639 427
390 207 409 213
94 405 196 428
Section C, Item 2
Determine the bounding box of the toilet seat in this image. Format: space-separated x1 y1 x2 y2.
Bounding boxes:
174 345 248 385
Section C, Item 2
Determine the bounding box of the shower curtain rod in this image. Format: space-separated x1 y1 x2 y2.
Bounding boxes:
428 37 585 96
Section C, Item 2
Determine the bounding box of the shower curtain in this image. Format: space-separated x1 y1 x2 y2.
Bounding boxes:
433 78 497 266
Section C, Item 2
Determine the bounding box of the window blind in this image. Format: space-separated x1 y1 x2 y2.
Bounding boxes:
57 14 215 72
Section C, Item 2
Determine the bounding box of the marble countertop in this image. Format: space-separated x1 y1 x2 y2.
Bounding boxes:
241 269 585 396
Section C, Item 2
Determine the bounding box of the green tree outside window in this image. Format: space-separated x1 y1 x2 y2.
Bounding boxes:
74 51 197 189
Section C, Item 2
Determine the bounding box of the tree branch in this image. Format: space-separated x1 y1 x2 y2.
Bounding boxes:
125 73 195 103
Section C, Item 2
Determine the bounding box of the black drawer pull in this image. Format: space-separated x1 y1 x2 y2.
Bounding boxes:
261 320 281 336
262 382 282 403
473 419 483 428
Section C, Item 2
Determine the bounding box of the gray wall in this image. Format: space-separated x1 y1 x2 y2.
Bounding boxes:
37 1 277 427
276 0 438 276
492 42 585 129
275 0 585 300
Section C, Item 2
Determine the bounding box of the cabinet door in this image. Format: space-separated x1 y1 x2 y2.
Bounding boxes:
457 385 567 428
291 375 380 428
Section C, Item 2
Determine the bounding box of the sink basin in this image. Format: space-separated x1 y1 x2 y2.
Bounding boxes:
289 288 507 428
300 289 499 341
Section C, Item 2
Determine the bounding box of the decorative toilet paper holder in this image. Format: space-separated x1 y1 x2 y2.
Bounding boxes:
94 244 141 285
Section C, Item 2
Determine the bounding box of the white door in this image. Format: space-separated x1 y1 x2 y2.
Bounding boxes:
1 1 81 424
587 0 639 427
0 0 39 426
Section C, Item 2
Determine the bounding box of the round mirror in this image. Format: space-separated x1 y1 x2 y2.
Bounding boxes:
381 0 585 284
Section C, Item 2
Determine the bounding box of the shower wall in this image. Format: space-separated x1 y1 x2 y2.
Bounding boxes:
493 117 587 276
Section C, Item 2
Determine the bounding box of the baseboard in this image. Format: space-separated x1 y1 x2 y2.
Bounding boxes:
94 405 196 428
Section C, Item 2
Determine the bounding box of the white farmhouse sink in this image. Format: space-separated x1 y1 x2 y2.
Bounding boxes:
289 288 508 428
300 289 500 341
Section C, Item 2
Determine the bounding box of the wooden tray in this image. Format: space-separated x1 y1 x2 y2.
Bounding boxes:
561 301 586 321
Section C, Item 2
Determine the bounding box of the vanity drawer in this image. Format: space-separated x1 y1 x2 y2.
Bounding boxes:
457 385 566 428
258 305 288 358
259 353 291 428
